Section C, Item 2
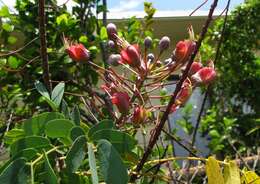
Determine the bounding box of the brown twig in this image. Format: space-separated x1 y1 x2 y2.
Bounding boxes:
189 0 209 16
130 1 219 182
39 0 52 92
2 56 40 73
0 38 38 57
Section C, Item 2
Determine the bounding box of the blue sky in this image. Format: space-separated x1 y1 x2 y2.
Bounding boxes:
1 0 245 18
108 0 244 12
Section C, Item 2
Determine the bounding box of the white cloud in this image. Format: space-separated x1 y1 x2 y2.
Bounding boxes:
109 0 145 12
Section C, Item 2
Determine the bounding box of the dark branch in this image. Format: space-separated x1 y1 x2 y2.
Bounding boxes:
130 0 219 182
39 0 52 92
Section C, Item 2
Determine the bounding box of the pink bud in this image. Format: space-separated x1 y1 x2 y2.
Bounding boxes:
111 92 130 114
191 67 217 84
159 36 170 51
108 54 121 66
108 40 115 48
120 44 141 67
66 44 89 62
106 23 117 39
144 36 152 49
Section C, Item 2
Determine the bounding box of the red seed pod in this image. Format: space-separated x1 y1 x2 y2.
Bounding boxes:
111 92 130 114
191 67 217 85
132 106 147 124
170 79 192 113
66 44 89 62
120 44 141 67
174 40 195 64
189 62 203 76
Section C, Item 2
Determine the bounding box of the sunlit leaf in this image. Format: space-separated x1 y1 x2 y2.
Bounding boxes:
241 171 260 184
206 156 224 184
223 161 240 184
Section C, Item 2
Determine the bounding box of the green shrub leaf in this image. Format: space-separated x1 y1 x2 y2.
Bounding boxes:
61 99 70 119
0 158 27 184
88 119 114 138
88 143 98 184
65 135 87 173
35 80 50 99
35 81 58 110
97 139 128 184
10 136 51 156
51 82 65 107
70 126 85 141
92 129 137 154
71 105 80 125
45 119 74 138
23 112 65 136
4 129 25 145
43 151 58 184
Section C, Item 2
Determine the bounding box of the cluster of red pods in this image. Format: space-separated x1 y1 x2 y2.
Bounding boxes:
65 23 216 125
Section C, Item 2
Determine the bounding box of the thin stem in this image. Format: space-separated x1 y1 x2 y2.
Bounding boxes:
31 161 34 184
81 96 99 123
0 38 38 57
30 146 61 184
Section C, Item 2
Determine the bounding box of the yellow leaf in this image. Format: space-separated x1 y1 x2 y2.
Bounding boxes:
206 156 224 184
223 161 240 184
241 171 260 184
